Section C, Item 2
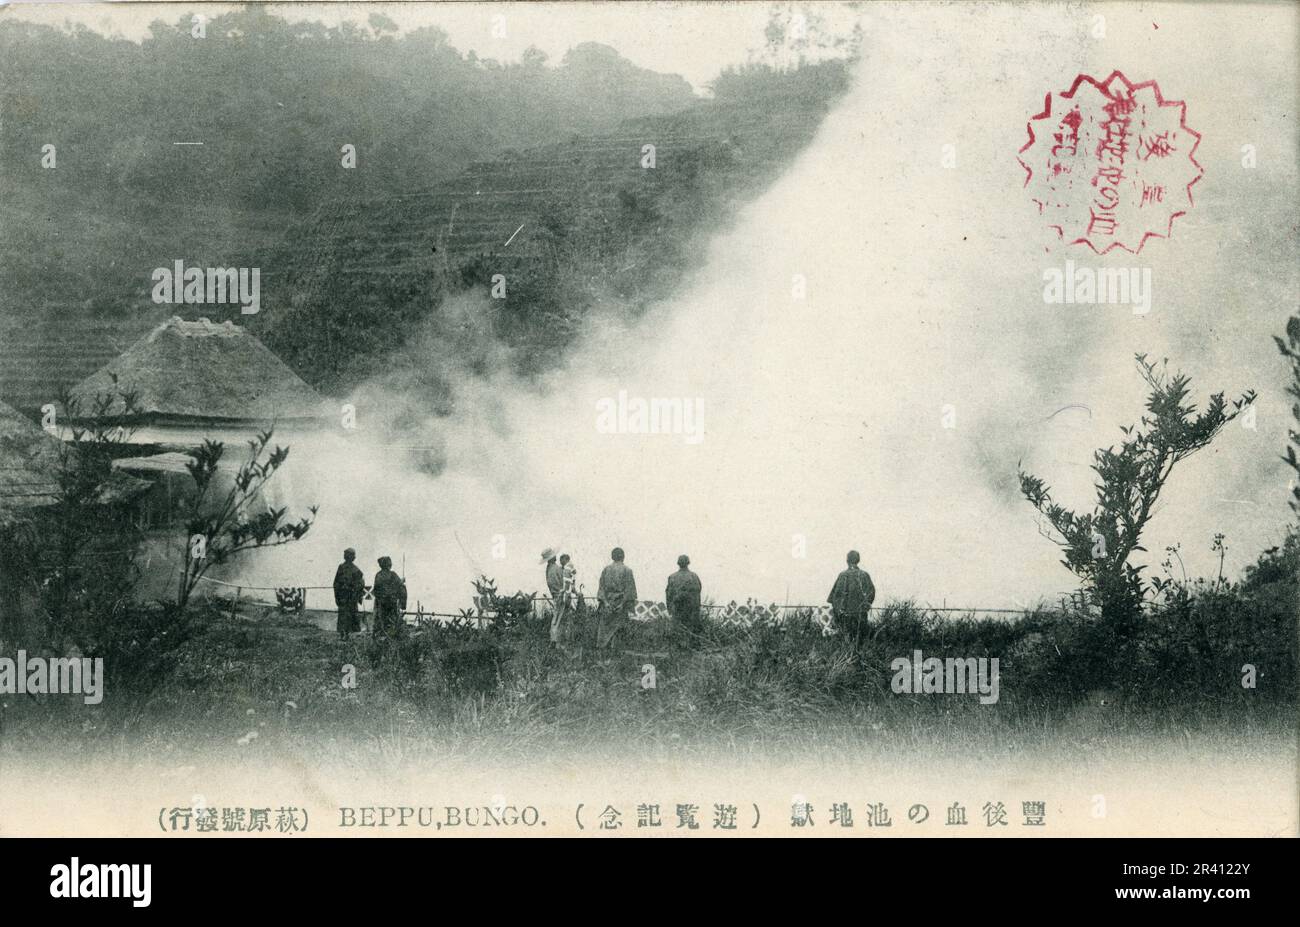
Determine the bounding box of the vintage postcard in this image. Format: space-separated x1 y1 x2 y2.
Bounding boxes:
0 0 1296 845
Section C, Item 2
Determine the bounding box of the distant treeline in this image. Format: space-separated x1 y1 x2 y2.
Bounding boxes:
0 8 694 306
0 8 696 212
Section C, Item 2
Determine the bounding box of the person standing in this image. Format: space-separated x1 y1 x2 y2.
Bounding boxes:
542 547 565 645
828 549 875 647
555 553 579 648
333 548 365 640
596 547 638 652
372 555 408 639
665 554 703 639
559 554 577 613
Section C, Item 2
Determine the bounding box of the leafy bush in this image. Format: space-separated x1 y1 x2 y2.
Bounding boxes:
1020 354 1254 632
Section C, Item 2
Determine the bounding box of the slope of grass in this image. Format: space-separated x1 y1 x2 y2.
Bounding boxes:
4 580 1292 771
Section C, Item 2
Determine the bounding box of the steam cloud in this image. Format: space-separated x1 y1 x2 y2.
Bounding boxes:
241 5 1292 614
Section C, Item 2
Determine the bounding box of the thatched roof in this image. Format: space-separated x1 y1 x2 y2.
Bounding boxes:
67 317 330 423
0 400 61 524
0 403 152 527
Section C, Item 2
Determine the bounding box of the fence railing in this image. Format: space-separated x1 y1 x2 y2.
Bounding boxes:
192 575 1056 627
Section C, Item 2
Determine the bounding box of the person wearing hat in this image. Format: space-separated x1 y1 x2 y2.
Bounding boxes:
541 548 565 645
596 547 638 651
828 549 875 648
333 548 365 641
665 554 704 639
372 555 408 639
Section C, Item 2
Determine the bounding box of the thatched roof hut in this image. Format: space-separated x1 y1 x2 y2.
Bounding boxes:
66 317 332 447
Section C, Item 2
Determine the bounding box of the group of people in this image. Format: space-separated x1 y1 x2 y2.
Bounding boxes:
331 548 408 641
331 543 877 649
540 546 707 652
541 546 877 652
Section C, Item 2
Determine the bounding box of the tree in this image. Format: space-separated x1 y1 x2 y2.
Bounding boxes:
757 4 862 71
39 383 144 649
1019 354 1254 628
1273 314 1300 517
520 46 549 69
367 12 399 37
0 381 145 650
175 429 316 611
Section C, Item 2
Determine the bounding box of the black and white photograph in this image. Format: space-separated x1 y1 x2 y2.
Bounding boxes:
0 0 1295 871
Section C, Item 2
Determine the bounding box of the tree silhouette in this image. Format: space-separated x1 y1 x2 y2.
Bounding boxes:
1019 354 1254 629
176 429 316 610
1273 315 1300 518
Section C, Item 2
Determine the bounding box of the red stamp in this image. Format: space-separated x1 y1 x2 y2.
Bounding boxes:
1019 71 1202 254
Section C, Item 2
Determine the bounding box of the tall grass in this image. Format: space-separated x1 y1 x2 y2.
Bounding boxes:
4 536 1294 763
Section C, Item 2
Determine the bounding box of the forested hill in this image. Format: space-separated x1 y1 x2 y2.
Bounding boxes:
0 8 695 302
251 59 852 399
0 7 854 412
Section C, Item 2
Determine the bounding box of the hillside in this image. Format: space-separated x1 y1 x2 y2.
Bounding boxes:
0 9 699 414
252 61 852 395
0 6 853 414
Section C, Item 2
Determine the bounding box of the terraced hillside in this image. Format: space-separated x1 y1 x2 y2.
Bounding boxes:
0 11 704 419
0 197 297 416
254 65 850 394
282 108 831 280
0 314 161 417
0 59 851 414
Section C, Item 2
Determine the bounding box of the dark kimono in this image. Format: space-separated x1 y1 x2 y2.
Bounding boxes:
665 568 703 633
333 561 365 635
596 562 638 649
371 568 408 638
828 566 875 643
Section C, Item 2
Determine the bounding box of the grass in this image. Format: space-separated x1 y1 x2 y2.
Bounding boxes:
3 592 1294 773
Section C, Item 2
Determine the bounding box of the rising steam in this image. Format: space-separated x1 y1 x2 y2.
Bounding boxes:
240 5 1288 614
